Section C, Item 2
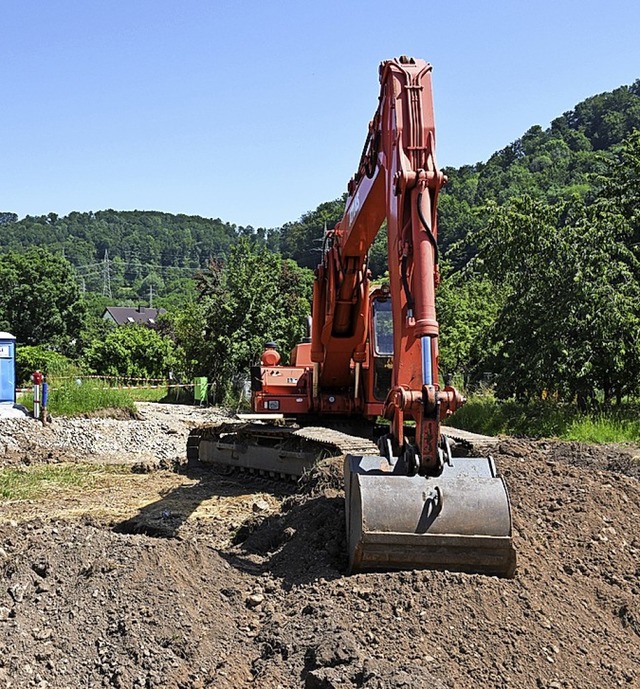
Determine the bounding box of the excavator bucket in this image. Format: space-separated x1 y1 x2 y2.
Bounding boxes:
344 454 516 577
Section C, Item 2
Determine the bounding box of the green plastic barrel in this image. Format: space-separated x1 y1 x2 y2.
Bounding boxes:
193 377 208 404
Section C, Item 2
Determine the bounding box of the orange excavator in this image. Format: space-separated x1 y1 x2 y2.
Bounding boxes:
198 57 515 577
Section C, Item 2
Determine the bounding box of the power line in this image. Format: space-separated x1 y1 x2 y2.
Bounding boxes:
72 254 228 300
72 256 227 276
74 269 103 278
74 261 104 270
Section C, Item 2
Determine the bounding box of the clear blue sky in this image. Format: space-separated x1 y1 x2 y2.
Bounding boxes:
2 0 639 228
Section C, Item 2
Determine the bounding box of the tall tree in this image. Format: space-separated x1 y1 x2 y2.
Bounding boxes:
473 192 640 406
0 248 86 353
183 239 313 401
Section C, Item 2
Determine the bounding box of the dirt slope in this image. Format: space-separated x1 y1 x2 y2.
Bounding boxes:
0 407 638 688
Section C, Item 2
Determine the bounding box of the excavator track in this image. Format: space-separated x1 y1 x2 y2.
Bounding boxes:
195 420 491 478
195 421 379 478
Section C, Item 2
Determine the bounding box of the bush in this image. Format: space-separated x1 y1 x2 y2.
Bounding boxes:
445 389 640 442
82 325 181 379
15 345 74 384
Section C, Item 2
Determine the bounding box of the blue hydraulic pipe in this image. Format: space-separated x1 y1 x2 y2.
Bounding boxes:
421 336 433 386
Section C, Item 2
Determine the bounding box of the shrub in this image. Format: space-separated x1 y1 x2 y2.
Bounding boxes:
15 345 73 384
82 325 181 379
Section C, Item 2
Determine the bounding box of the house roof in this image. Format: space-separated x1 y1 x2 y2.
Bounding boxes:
102 306 166 326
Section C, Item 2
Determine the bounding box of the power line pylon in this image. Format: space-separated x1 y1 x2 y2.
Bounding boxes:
102 249 112 299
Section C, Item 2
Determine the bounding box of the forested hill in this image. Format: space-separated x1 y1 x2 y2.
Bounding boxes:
437 79 640 258
1 78 639 277
0 209 279 306
0 209 270 268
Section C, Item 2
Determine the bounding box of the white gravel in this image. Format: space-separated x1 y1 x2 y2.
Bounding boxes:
0 403 232 464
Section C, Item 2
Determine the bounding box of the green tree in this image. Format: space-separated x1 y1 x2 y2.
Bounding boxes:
188 239 313 401
0 248 86 353
278 197 345 268
367 224 389 278
473 194 640 406
159 303 208 380
15 346 73 385
436 268 502 384
600 128 640 241
82 325 181 379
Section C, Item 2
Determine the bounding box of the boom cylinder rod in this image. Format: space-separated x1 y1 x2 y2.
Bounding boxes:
313 362 320 400
421 336 433 386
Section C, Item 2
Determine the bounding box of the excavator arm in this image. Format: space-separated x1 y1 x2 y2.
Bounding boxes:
312 56 464 474
329 57 516 575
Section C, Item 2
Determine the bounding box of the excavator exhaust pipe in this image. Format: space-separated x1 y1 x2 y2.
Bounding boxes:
344 454 516 577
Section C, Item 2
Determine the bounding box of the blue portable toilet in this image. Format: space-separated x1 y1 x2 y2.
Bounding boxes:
0 332 16 405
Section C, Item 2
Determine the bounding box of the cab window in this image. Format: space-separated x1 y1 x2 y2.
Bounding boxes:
373 298 393 355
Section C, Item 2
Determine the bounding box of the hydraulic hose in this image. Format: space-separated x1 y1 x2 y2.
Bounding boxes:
417 192 439 267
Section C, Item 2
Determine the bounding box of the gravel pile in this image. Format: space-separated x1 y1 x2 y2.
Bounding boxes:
0 404 231 465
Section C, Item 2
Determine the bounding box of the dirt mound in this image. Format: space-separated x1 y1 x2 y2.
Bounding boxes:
1 408 639 688
220 439 640 688
298 456 344 495
78 407 141 420
0 518 256 688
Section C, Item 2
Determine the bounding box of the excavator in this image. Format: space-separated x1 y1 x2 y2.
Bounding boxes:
198 57 516 577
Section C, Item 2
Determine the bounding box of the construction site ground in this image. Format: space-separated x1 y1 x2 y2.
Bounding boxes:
0 402 639 689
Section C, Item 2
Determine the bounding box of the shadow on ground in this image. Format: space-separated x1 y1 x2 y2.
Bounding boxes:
221 492 347 586
114 431 349 586
113 458 294 538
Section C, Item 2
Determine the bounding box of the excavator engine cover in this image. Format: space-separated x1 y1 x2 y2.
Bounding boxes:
344 454 516 577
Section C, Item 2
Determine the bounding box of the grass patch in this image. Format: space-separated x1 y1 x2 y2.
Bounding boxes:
0 463 131 501
126 386 168 403
49 379 137 416
563 415 640 443
446 390 640 443
18 380 169 416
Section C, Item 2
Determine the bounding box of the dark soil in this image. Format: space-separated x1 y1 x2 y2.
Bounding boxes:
1 431 639 688
79 407 141 420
